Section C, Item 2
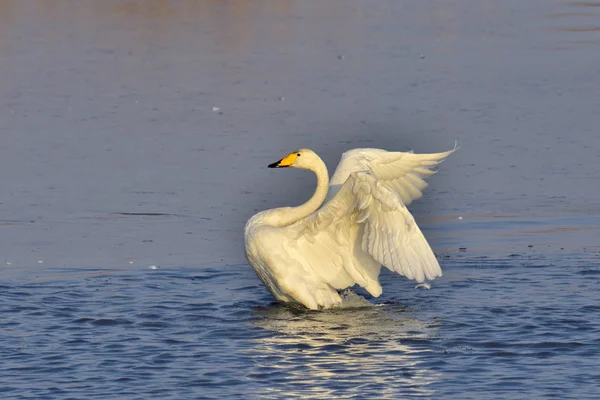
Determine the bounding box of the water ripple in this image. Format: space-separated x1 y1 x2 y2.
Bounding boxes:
0 258 599 399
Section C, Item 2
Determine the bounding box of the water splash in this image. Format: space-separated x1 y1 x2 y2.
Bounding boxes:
335 288 376 308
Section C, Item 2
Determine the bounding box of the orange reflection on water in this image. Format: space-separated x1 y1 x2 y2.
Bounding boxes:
0 0 298 53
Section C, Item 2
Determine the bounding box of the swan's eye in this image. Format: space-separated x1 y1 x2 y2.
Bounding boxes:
297 153 301 157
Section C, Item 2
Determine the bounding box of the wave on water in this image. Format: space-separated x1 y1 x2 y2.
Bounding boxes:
335 288 378 309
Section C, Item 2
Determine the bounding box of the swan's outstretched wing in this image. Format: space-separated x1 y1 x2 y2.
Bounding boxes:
327 147 456 205
294 148 455 289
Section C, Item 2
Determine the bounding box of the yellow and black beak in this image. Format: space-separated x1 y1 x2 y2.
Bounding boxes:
268 153 298 168
268 159 286 168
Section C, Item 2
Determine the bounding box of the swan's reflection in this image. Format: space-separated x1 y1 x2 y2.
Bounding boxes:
247 293 440 398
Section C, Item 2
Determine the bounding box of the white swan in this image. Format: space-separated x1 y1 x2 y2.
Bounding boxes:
245 146 455 310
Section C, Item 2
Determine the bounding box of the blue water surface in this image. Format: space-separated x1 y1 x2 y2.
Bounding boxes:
2 242 599 399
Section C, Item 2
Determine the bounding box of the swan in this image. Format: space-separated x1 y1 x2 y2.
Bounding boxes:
245 146 455 310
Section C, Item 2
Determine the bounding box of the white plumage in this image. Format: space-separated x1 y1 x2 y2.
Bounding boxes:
245 146 455 310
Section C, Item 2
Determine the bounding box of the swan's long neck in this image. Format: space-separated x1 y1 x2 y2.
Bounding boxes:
261 156 329 228
285 158 329 225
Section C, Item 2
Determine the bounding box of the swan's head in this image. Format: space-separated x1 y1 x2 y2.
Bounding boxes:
268 148 318 170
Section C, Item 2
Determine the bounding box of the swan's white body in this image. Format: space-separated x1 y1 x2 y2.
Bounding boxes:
245 147 455 310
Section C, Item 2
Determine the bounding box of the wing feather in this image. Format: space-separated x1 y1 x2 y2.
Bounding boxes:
291 146 455 292
328 146 456 206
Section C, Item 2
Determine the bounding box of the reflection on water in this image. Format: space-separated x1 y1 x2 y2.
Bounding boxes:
11 0 599 57
0 0 297 54
549 1 600 39
248 298 441 398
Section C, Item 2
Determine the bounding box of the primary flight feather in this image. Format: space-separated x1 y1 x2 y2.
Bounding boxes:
245 146 455 310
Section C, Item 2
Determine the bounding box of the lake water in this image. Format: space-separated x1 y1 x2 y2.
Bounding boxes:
1 0 599 398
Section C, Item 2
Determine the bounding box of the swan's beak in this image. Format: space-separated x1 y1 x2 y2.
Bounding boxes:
268 159 287 168
268 153 297 168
